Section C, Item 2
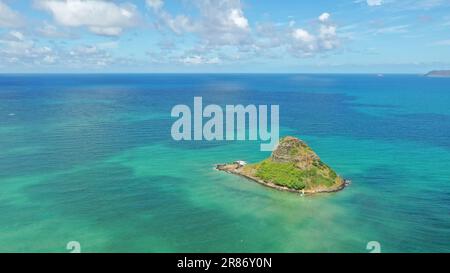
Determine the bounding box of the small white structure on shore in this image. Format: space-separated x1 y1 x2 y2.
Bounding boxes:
234 160 247 167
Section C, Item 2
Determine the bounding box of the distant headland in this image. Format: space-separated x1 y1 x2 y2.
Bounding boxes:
425 70 450 77
216 136 348 195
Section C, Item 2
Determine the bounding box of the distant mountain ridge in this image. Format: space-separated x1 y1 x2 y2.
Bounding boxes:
425 70 450 77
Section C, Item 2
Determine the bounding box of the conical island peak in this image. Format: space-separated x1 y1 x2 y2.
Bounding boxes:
217 136 348 195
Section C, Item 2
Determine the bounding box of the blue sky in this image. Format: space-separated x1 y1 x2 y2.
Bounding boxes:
1 0 450 73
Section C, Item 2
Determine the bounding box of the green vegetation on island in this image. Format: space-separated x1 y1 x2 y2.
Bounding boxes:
217 136 346 194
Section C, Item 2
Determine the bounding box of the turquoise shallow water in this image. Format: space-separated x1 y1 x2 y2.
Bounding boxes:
0 74 449 252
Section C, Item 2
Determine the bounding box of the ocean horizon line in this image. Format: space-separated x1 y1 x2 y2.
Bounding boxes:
0 72 427 76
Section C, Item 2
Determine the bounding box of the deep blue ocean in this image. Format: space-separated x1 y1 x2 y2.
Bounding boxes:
0 74 449 252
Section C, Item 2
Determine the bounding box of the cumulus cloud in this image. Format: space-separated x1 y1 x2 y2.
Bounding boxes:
150 2 340 60
290 13 339 56
195 0 251 45
67 44 113 66
35 0 139 36
228 8 249 29
147 0 251 46
0 1 24 28
0 29 131 70
0 31 57 65
2 1 344 69
318 12 330 23
292 28 316 51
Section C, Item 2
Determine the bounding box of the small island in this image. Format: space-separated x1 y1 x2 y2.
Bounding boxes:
425 70 450 77
217 136 348 195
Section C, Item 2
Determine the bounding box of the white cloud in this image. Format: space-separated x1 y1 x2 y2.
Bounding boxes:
293 29 315 42
0 29 129 69
318 12 330 23
290 13 339 56
147 0 251 46
0 31 58 65
229 8 249 29
0 1 23 28
196 0 251 45
2 1 344 69
163 14 196 34
88 26 123 36
319 25 338 49
181 55 221 65
10 31 25 41
146 1 341 62
35 0 139 36
292 28 317 52
36 22 74 38
366 0 383 6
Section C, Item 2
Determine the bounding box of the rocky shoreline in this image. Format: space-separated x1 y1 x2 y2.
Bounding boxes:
216 163 349 195
215 136 349 196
